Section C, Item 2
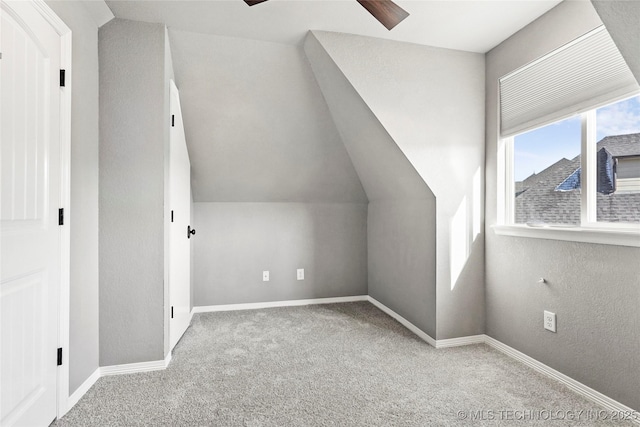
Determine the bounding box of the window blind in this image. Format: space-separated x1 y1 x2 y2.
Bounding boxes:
499 26 639 138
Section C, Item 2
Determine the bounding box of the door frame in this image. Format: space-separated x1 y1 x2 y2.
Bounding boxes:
26 0 72 418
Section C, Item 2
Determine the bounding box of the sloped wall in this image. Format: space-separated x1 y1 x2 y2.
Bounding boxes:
169 30 366 203
305 31 485 340
170 30 368 305
304 32 436 336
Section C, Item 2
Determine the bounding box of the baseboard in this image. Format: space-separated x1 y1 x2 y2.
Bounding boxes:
100 351 172 376
192 295 368 313
66 367 100 411
364 298 638 418
366 296 437 347
64 299 637 424
484 335 639 423
435 334 485 349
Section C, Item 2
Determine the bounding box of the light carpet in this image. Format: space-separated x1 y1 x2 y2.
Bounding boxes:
54 302 633 426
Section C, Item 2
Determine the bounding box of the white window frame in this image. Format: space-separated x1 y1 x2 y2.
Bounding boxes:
494 99 640 248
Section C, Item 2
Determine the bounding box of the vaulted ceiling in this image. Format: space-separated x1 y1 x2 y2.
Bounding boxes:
106 0 562 53
103 0 589 203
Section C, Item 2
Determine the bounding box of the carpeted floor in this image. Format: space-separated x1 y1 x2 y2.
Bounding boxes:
54 302 634 426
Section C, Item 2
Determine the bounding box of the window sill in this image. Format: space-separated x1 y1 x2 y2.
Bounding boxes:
492 224 640 247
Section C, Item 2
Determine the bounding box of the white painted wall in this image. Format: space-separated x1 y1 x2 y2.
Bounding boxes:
485 0 640 410
306 31 486 340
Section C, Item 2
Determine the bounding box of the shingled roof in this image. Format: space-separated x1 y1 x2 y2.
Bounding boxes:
597 133 640 157
515 133 640 225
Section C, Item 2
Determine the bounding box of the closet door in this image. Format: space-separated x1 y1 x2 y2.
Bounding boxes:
1 1 61 425
169 80 191 350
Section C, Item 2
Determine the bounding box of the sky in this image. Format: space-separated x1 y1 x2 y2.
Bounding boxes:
513 95 640 181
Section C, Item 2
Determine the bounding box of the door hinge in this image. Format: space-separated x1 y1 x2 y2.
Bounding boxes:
171 210 174 223
60 69 66 87
171 115 175 127
58 208 64 226
171 306 174 319
57 348 63 366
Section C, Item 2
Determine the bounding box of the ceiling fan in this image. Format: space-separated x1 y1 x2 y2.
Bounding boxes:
243 0 410 31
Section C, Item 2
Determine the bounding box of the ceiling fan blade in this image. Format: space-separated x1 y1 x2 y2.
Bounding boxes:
356 0 409 30
244 0 269 6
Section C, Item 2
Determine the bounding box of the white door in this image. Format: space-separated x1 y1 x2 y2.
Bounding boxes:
1 1 62 426
169 80 192 350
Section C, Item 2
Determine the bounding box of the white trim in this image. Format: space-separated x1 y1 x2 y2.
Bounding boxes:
366 297 437 347
435 335 485 349
31 0 70 31
61 300 638 423
67 368 100 411
100 352 172 377
192 295 368 313
364 298 638 419
27 0 73 419
484 336 640 424
492 224 640 247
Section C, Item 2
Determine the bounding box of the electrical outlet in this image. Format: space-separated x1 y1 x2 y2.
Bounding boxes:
262 271 269 282
544 311 556 332
297 269 304 280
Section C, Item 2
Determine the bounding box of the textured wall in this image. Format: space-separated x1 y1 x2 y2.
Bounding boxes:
46 0 100 394
368 200 437 337
99 19 166 366
304 32 437 336
591 1 640 83
193 203 367 305
169 30 366 204
306 31 485 340
485 0 640 410
170 30 367 307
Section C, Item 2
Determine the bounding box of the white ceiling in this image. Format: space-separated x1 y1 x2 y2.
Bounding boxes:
106 0 563 53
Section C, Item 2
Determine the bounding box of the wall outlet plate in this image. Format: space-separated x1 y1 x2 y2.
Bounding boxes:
262 271 269 282
544 310 556 332
297 269 304 280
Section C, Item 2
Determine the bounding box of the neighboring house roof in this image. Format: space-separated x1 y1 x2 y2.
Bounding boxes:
597 133 640 157
515 133 640 224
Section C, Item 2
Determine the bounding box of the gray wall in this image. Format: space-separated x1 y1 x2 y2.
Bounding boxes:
194 203 367 305
305 31 485 340
99 19 167 365
304 32 437 337
169 30 366 203
591 1 640 83
485 0 640 410
169 30 368 306
46 0 100 394
368 201 437 337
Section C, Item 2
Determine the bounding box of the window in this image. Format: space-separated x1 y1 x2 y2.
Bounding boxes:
496 26 640 246
513 116 581 225
509 96 640 227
